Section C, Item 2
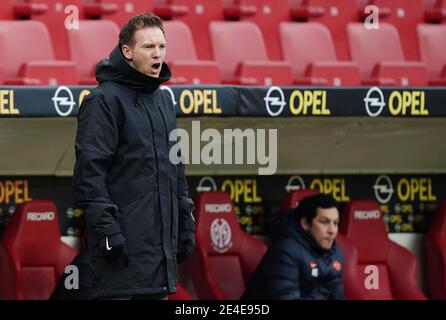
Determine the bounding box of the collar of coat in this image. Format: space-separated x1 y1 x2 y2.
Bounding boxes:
95 44 172 93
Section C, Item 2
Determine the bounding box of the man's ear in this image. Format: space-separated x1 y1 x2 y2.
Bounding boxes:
300 217 310 231
121 45 133 61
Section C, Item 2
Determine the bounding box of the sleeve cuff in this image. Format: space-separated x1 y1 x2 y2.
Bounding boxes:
102 222 122 237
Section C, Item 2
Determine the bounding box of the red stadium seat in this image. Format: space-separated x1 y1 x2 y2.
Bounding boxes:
0 200 78 300
0 0 48 19
153 0 224 60
30 0 118 60
347 23 428 86
292 0 362 61
281 190 370 300
417 24 446 86
424 0 446 22
184 191 267 300
0 21 78 85
366 0 437 60
280 189 320 212
164 21 221 84
67 20 120 85
156 0 277 60
280 22 361 86
209 21 292 85
425 199 446 299
340 200 426 300
335 234 371 300
223 0 296 60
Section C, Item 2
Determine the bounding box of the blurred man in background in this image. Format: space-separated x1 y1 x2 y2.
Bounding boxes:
242 194 344 300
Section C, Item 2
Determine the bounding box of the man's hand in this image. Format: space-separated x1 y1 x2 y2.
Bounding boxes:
177 238 195 263
103 233 129 267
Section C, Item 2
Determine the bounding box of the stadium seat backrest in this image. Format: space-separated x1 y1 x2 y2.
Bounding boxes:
163 20 221 84
340 200 389 261
368 0 425 60
164 20 198 62
427 200 446 251
0 200 77 300
29 0 83 60
425 199 446 299
417 24 446 78
67 20 120 78
155 0 226 60
187 191 267 299
0 21 54 79
347 23 404 77
0 0 15 19
298 0 361 60
228 0 301 60
280 189 319 212
209 21 268 80
340 200 426 300
279 22 337 78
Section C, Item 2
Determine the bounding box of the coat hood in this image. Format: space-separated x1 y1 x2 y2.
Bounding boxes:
272 210 336 255
95 45 171 93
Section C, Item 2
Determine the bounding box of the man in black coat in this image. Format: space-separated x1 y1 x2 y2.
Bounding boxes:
241 194 344 300
72 13 195 300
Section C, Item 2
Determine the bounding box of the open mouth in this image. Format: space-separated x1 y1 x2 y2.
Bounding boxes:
151 63 161 71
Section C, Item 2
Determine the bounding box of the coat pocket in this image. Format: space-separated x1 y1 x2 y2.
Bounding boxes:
109 176 157 254
118 191 157 254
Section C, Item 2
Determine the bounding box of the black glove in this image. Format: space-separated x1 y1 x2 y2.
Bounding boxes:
103 233 129 267
102 224 129 267
177 238 195 264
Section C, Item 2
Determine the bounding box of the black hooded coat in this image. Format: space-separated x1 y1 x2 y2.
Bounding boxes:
73 45 195 299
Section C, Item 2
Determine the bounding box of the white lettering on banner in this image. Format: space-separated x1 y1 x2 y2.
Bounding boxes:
26 211 55 221
205 203 232 213
354 210 380 220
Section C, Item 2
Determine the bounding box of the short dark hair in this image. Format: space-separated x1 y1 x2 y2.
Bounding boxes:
119 13 164 48
295 194 338 225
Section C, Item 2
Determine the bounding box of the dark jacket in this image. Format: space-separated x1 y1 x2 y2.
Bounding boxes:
241 210 344 300
72 45 195 299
